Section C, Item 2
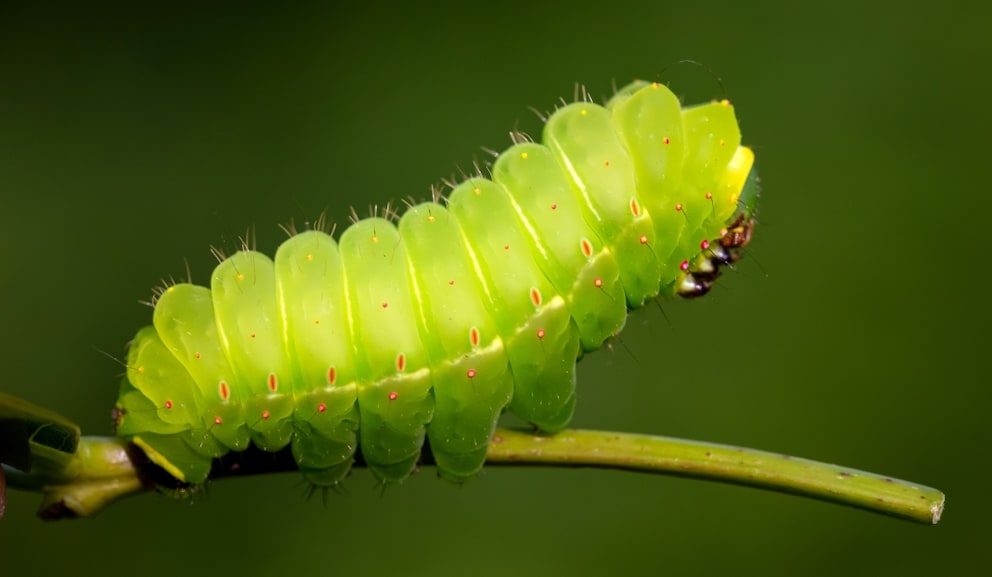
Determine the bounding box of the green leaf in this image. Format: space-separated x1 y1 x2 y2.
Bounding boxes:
0 393 81 474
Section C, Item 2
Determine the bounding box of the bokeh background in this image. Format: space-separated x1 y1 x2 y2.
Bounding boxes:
1 1 987 575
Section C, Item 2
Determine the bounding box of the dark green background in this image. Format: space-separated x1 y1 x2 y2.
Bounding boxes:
1 1 987 575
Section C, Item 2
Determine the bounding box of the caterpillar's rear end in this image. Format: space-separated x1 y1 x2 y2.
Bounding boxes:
114 80 758 490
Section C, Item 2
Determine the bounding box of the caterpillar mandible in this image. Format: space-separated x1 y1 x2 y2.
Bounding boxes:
113 80 759 489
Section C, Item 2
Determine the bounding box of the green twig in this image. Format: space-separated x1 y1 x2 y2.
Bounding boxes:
3 429 944 523
487 429 944 525
4 437 143 520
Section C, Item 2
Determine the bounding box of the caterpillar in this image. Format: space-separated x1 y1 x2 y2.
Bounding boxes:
113 80 758 489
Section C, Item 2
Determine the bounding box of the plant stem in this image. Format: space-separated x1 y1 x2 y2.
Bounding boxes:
486 429 944 524
4 436 144 520
4 429 944 523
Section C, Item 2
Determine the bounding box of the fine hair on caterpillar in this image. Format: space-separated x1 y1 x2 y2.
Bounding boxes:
113 79 759 491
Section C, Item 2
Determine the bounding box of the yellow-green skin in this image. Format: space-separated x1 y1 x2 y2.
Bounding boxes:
114 81 755 485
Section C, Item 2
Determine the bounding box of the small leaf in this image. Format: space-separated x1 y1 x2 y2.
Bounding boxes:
0 393 81 473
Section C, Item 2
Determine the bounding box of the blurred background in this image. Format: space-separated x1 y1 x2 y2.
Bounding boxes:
1 1 987 575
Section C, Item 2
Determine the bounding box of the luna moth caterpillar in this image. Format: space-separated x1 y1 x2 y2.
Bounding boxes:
113 80 758 490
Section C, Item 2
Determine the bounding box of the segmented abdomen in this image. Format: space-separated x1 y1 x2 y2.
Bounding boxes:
114 81 756 486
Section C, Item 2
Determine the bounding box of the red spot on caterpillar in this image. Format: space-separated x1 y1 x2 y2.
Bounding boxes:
317 403 327 413
700 239 710 250
448 279 455 286
680 260 690 271
663 137 670 145
466 369 477 379
396 354 406 372
630 198 641 216
551 203 558 210
470 327 481 347
705 191 713 200
219 381 230 401
537 328 546 339
530 287 542 307
503 244 510 251
388 391 398 401
214 416 222 425
382 302 389 309
164 400 173 409
580 238 594 258
675 203 683 212
327 367 337 385
639 234 648 245
594 278 603 288
262 410 271 420
194 352 201 359
268 373 278 392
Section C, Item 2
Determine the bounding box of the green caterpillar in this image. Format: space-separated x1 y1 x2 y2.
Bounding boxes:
113 80 758 488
